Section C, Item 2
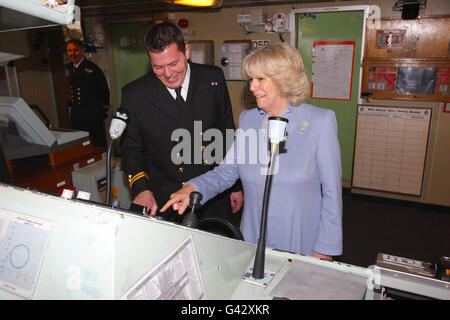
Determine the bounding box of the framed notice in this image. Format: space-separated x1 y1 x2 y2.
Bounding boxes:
444 102 450 113
311 41 356 100
375 30 406 49
352 105 432 196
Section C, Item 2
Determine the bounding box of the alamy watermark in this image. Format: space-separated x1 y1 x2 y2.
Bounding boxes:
170 121 280 175
367 5 381 30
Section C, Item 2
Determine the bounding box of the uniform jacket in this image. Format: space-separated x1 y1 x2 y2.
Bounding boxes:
66 58 110 124
120 61 238 220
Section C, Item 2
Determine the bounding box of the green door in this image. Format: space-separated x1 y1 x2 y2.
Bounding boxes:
110 23 151 105
296 10 364 182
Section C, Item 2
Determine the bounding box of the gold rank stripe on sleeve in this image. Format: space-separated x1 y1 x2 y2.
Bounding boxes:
128 172 149 188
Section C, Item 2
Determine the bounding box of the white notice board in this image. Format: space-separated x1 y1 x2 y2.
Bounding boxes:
311 41 355 100
352 105 431 196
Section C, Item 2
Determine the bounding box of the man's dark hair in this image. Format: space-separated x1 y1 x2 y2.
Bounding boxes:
66 39 85 48
144 22 186 54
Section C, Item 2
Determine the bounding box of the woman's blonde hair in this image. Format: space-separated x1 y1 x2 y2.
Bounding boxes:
242 43 309 106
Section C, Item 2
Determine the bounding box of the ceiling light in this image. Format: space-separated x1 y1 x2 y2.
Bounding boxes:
169 0 223 8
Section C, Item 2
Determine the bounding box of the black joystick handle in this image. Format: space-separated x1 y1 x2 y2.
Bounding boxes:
189 191 203 209
182 192 203 228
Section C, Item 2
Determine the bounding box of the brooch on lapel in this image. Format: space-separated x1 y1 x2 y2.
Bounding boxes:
299 121 309 135
84 68 93 73
211 82 218 86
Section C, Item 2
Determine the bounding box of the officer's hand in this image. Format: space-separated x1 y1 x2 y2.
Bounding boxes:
312 251 333 261
133 190 158 216
161 184 195 215
230 191 244 214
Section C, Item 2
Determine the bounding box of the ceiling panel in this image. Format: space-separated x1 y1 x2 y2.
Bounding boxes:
77 0 354 19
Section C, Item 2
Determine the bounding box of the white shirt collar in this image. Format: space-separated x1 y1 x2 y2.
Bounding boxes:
74 56 85 69
167 63 190 101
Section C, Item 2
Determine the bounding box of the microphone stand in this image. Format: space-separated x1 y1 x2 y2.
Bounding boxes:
252 143 278 279
105 110 128 206
105 140 114 206
249 115 288 281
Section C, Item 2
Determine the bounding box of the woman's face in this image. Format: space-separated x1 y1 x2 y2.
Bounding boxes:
249 75 289 116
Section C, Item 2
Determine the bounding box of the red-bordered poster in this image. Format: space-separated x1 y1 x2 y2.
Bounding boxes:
443 102 450 113
311 41 356 101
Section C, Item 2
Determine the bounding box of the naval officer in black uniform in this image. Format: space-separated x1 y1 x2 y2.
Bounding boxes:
66 39 110 147
120 22 243 224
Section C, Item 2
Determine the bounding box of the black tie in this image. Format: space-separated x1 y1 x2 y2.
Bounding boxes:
175 86 185 108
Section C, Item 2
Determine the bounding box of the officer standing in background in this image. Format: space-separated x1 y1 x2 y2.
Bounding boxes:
66 39 110 148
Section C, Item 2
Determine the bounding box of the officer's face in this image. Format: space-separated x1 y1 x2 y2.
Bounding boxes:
67 43 84 65
149 42 190 89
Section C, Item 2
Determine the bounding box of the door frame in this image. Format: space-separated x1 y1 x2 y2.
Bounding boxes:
289 5 371 107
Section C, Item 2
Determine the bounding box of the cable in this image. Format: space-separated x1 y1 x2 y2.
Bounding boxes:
105 140 114 206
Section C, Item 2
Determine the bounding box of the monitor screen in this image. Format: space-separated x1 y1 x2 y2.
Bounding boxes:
0 96 56 147
396 67 436 95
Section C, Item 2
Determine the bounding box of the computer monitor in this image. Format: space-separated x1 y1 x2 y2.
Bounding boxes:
0 96 56 147
0 96 89 148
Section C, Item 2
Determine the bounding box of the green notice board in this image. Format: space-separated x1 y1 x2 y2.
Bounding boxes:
296 10 364 182
110 23 151 105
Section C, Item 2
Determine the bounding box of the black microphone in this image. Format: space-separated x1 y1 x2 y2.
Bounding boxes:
252 116 288 280
106 108 129 206
182 191 203 228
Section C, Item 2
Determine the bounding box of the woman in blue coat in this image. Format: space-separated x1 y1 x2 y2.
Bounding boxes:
162 43 342 261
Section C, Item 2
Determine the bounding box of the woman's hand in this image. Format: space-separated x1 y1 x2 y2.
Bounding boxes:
230 191 244 214
160 184 196 215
